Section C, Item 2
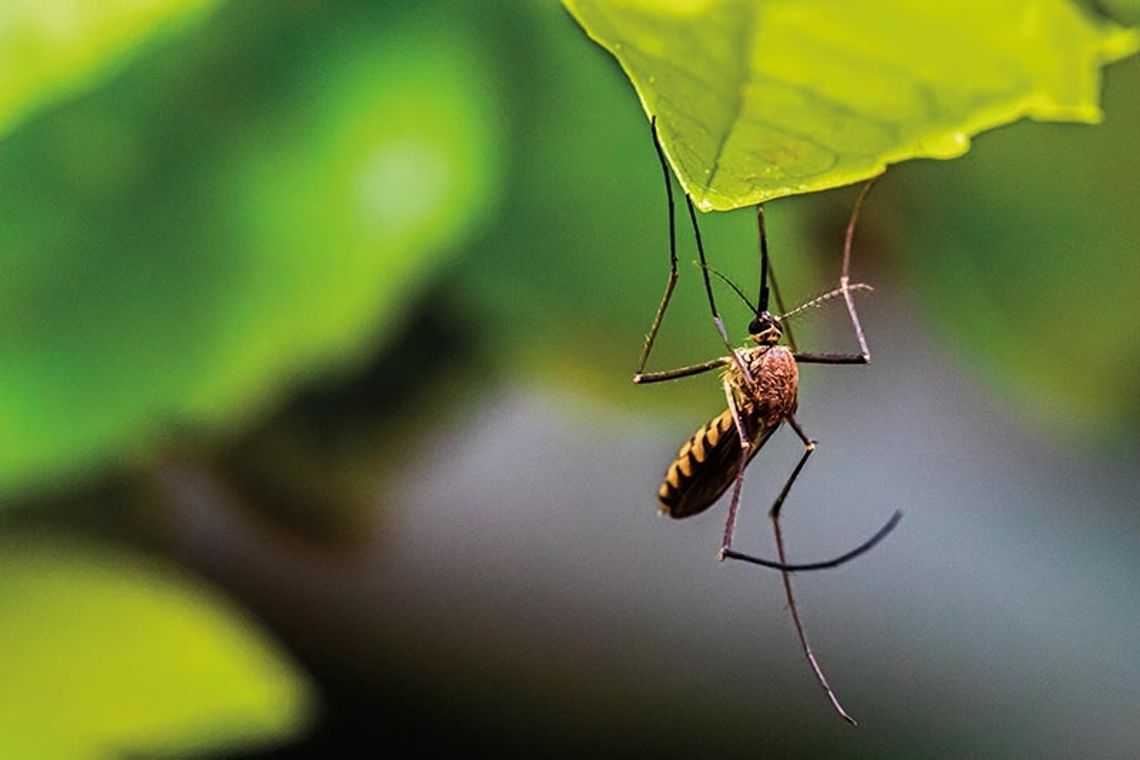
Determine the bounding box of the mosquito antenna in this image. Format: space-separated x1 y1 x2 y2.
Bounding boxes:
701 263 759 316
780 283 875 322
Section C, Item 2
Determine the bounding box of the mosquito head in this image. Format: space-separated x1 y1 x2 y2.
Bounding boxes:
747 311 782 346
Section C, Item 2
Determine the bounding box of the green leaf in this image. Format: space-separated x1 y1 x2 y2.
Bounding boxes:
0 537 312 757
563 0 1139 209
461 2 824 411
893 55 1140 436
0 4 502 498
0 0 219 139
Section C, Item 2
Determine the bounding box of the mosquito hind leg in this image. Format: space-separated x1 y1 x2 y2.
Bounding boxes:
715 413 890 722
772 415 856 724
717 378 753 561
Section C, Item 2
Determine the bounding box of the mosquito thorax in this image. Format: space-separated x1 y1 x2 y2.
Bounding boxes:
747 312 782 346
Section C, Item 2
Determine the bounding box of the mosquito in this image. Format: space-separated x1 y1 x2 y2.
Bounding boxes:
633 118 902 725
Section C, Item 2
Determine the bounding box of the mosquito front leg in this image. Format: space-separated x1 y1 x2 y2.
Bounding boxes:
633 118 682 382
685 194 756 389
794 181 877 366
634 118 753 387
758 205 799 354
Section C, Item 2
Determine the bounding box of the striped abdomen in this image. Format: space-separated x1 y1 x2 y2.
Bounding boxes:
657 407 778 519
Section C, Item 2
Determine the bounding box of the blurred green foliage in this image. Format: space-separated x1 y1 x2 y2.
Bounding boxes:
0 537 311 757
564 0 1138 208
0 0 219 138
0 1 501 499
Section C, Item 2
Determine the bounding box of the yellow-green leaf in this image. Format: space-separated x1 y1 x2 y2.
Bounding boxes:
563 0 1139 209
0 538 313 757
0 0 219 139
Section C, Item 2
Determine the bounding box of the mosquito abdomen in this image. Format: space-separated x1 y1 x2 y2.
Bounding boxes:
658 408 747 519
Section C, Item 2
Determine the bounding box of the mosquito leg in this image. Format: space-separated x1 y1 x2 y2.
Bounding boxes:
718 397 903 571
634 357 729 385
635 118 751 385
757 205 798 353
798 181 875 364
722 511 902 571
771 414 856 725
685 193 755 389
633 117 681 382
716 378 753 563
793 351 869 365
835 179 875 362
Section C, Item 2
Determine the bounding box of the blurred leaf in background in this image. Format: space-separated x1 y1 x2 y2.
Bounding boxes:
0 538 312 757
0 0 506 754
0 1 503 500
563 0 1138 208
0 0 219 138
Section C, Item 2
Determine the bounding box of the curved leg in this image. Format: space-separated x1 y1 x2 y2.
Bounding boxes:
723 415 856 724
717 395 902 572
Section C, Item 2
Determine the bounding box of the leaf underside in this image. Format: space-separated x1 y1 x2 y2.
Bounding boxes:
564 0 1139 209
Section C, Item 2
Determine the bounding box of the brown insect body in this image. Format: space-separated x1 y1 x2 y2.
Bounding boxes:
658 334 799 519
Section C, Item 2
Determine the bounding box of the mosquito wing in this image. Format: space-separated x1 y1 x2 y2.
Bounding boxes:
658 407 778 519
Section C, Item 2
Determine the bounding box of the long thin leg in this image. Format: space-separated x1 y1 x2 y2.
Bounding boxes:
633 117 681 382
687 194 754 388
717 410 870 718
634 357 729 385
722 511 902 571
634 118 753 386
718 380 754 565
757 205 799 353
717 391 901 572
794 180 877 365
771 415 857 725
767 255 797 353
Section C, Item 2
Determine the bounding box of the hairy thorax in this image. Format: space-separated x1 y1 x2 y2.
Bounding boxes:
727 345 799 429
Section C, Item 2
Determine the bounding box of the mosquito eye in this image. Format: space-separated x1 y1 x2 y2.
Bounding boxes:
748 319 764 334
